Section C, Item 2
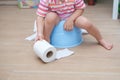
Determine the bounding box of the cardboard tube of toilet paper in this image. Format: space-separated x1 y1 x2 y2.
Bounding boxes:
33 40 56 63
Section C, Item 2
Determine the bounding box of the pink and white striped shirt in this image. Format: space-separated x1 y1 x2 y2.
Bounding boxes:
36 0 86 20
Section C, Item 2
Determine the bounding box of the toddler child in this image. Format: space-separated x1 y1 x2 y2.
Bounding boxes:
35 0 113 50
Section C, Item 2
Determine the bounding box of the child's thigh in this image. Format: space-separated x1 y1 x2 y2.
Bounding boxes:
75 16 92 28
45 12 60 23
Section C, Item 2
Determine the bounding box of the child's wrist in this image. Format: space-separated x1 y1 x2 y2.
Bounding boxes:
68 17 75 22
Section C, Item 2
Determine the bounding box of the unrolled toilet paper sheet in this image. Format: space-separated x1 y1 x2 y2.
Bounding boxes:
56 48 74 59
25 33 37 41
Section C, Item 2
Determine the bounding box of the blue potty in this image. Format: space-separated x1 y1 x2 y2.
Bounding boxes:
50 20 83 48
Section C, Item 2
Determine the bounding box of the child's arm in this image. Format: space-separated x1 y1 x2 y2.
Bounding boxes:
35 16 44 41
68 9 84 22
64 9 84 31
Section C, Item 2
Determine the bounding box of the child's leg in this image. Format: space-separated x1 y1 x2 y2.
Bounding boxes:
75 16 113 50
44 12 60 42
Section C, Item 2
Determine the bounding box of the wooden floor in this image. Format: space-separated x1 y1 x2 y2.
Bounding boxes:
0 3 120 80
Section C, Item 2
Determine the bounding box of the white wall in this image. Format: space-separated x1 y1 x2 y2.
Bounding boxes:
112 0 119 20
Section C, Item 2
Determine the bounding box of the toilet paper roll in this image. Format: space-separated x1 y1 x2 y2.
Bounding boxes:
33 40 56 63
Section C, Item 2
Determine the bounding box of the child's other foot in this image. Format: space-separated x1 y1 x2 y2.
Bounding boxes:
99 39 113 50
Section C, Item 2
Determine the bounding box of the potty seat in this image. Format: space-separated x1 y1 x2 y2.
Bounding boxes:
50 20 83 48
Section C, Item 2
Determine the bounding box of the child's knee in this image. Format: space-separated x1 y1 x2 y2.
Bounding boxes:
45 12 59 23
79 18 93 29
84 21 93 29
76 17 93 29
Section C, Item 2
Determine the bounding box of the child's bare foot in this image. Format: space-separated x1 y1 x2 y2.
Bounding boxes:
98 39 113 50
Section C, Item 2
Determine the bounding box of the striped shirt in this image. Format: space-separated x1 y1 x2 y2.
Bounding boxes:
36 0 86 20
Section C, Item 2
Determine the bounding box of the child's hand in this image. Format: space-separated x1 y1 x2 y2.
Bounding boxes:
35 34 44 42
64 19 74 31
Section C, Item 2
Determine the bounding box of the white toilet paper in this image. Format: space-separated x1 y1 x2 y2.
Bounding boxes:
25 33 37 41
56 48 74 59
33 40 56 63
